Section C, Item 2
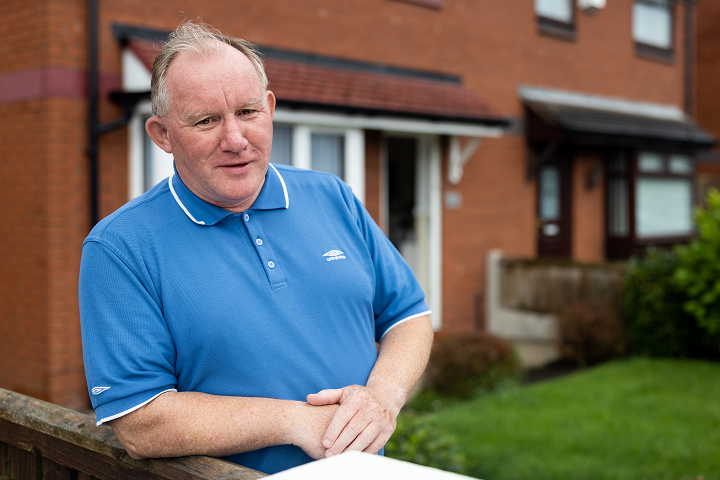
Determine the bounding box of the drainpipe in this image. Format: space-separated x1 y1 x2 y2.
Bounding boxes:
684 0 695 115
87 0 138 227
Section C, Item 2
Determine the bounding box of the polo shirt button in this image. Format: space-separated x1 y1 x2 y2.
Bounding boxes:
267 261 275 269
244 214 250 221
256 238 263 246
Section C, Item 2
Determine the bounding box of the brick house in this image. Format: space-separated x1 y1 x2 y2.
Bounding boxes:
0 0 712 410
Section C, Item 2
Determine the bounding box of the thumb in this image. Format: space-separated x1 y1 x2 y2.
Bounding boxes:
307 388 344 406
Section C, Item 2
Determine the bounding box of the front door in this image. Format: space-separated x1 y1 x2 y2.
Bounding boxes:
537 153 572 258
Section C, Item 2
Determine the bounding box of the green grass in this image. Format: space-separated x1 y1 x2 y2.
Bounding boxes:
426 358 720 480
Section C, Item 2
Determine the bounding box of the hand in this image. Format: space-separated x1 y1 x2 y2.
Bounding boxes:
306 385 397 457
289 403 339 460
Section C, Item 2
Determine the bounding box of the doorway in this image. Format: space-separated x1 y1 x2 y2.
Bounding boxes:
537 151 572 258
384 135 442 329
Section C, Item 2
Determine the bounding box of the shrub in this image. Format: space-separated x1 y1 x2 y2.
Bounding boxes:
557 300 625 365
624 247 716 358
385 413 467 474
675 188 720 349
421 332 521 399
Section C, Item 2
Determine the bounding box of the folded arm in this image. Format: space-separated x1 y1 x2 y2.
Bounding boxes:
110 392 338 460
307 315 434 456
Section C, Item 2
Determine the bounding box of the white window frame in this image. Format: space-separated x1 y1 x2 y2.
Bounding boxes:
284 124 365 204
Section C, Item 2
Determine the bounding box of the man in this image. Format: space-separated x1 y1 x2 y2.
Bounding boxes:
79 22 433 475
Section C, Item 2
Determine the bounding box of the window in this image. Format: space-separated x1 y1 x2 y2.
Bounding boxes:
606 150 694 259
635 151 693 238
535 0 575 39
270 123 365 203
633 0 673 60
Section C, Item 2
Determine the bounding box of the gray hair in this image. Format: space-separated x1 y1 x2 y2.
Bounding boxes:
151 22 268 117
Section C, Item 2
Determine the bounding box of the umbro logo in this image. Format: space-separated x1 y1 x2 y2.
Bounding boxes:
91 386 111 395
323 250 346 262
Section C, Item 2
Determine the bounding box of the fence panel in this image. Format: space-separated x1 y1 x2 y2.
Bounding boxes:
499 258 626 314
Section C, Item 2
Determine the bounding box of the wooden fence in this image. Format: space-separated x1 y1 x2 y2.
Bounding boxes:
499 257 626 314
0 387 267 480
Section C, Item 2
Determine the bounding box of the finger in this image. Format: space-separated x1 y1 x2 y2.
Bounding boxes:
362 426 394 454
321 400 361 449
306 388 343 406
324 411 367 456
338 420 383 454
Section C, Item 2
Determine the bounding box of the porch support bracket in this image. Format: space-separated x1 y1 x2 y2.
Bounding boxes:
448 135 483 185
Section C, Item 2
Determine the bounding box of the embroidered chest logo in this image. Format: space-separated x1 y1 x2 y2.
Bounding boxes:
323 250 346 262
92 386 111 395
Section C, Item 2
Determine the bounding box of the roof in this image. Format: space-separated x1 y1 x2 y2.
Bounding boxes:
520 86 715 149
116 24 504 126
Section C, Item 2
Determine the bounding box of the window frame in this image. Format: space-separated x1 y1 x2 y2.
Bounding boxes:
633 0 675 62
605 149 695 259
535 0 577 41
271 122 366 204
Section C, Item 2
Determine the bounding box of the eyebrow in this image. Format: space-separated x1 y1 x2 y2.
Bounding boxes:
183 97 265 124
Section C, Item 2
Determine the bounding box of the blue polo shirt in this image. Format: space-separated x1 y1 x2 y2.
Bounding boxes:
79 164 430 474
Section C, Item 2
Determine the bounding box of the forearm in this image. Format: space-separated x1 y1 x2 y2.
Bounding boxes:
366 315 434 415
110 391 334 460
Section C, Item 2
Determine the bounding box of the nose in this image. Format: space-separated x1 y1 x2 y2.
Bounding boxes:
219 117 248 153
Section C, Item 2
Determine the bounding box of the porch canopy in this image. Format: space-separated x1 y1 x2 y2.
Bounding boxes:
521 86 716 153
113 23 505 129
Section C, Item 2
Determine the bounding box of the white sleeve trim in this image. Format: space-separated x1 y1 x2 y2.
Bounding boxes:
95 388 177 426
379 310 431 341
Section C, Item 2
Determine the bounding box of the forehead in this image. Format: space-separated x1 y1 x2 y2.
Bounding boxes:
165 43 263 114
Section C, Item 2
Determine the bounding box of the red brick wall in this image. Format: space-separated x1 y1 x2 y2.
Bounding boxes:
696 0 720 146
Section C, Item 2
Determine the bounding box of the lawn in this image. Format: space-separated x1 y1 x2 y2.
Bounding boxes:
427 358 720 480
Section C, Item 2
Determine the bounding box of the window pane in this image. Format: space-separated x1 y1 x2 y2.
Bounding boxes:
636 177 692 237
311 133 344 178
633 0 672 49
608 177 629 237
270 124 293 165
638 152 664 173
539 166 561 221
535 0 572 22
669 155 693 174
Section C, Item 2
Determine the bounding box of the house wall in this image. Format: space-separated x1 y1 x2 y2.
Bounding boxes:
0 0 692 407
696 0 720 145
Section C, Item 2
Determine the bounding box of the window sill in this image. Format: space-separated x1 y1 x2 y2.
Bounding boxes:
537 16 576 41
635 42 674 63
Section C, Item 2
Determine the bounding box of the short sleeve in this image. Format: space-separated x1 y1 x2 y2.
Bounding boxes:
79 238 178 425
349 193 431 341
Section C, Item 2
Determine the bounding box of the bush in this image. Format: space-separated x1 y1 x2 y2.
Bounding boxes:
385 413 467 474
675 188 720 348
557 300 625 365
624 247 717 358
421 332 521 399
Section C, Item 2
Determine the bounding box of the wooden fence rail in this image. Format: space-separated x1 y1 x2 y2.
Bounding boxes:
0 387 267 480
499 257 627 314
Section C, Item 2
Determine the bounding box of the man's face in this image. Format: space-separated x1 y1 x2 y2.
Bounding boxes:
155 43 276 213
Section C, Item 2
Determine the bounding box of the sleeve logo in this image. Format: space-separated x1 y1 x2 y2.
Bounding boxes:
91 386 111 395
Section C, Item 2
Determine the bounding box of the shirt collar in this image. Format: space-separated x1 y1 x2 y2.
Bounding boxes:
169 163 290 226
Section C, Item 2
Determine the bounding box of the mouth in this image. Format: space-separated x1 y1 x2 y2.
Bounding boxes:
218 161 251 172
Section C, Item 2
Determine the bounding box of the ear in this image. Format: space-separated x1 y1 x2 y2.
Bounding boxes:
145 117 172 153
266 90 276 119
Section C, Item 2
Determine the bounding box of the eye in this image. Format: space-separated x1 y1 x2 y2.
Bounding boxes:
239 109 256 116
197 117 212 126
